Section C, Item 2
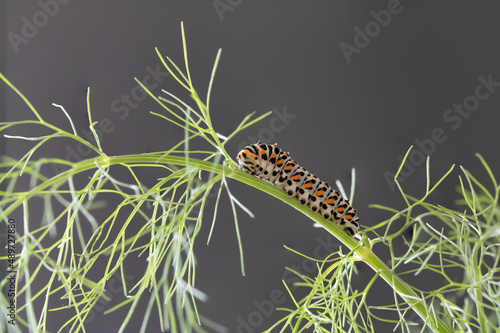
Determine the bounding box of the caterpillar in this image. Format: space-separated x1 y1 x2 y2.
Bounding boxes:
237 142 360 236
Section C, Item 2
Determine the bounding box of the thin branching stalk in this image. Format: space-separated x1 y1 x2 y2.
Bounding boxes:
2 22 498 333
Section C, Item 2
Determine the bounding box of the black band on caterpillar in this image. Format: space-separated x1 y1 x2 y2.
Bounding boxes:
237 142 360 236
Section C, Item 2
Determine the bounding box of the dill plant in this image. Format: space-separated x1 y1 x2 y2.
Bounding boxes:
0 23 498 332
265 152 500 333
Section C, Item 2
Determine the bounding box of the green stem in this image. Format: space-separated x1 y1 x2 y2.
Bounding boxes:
2 153 454 332
358 247 452 333
471 242 487 331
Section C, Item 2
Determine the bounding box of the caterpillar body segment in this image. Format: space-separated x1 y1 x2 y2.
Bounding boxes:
237 142 360 236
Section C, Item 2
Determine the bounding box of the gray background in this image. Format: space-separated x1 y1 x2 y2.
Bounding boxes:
3 1 500 332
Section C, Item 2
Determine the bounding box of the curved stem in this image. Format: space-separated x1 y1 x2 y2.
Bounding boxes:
2 153 453 332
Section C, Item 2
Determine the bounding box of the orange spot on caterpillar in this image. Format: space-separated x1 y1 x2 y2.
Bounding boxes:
236 143 360 236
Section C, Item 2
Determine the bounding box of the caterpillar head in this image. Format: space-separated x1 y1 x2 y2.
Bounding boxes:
236 148 259 175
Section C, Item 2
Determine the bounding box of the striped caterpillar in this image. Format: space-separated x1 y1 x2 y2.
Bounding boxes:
237 142 360 236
